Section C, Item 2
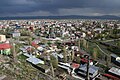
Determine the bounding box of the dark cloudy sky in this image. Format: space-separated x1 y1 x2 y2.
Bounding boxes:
0 0 120 17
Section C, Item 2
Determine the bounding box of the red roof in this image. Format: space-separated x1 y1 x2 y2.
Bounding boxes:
31 42 39 48
0 43 11 50
75 51 83 54
81 58 93 63
81 58 88 63
102 74 120 80
71 63 80 68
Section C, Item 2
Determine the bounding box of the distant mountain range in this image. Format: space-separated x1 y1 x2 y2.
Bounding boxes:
0 15 120 20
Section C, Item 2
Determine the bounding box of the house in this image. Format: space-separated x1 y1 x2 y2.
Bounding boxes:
26 56 50 73
74 64 99 79
12 32 20 38
31 42 44 51
67 23 72 27
51 52 64 61
23 53 36 58
20 47 27 53
111 54 120 66
58 62 71 73
0 35 6 42
81 58 93 65
94 28 103 33
71 63 80 69
81 32 86 38
0 43 11 55
108 67 120 78
33 63 50 73
26 57 44 65
15 25 21 29
23 52 50 73
102 67 120 80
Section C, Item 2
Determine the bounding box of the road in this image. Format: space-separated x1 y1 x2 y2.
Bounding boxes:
103 38 120 43
96 44 109 56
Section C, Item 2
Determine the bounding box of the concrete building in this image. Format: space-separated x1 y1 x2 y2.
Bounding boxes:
0 35 6 42
74 64 99 79
12 32 21 38
108 67 120 78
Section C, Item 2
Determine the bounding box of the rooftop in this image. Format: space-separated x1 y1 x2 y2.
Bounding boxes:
78 64 99 74
26 57 44 65
108 67 120 76
0 43 11 50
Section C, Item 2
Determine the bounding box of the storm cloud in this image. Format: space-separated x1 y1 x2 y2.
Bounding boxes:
0 0 120 16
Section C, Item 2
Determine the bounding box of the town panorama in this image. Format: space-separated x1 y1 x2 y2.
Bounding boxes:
0 19 120 80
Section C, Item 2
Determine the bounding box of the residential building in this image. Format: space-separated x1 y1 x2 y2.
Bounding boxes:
74 64 99 79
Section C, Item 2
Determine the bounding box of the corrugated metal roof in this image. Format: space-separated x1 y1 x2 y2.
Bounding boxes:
79 64 99 74
26 57 44 65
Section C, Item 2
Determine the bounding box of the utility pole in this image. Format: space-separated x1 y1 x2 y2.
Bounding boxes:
78 38 81 52
86 56 90 80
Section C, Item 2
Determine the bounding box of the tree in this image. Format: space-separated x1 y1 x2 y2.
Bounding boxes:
27 37 33 55
78 38 81 52
71 50 75 61
50 55 58 80
28 37 32 45
10 39 17 63
50 55 58 68
50 62 55 80
47 41 52 46
63 46 67 63
83 39 87 50
92 48 98 60
80 39 84 50
106 55 111 67
118 41 120 46
75 56 81 63
86 40 89 52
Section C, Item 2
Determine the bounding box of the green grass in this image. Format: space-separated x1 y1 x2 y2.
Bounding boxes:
18 54 28 61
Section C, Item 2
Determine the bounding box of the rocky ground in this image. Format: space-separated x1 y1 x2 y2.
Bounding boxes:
0 54 51 80
0 54 79 80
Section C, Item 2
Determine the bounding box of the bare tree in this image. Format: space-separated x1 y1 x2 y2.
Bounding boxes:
71 50 75 61
28 37 32 54
93 48 98 60
83 38 87 50
86 40 89 52
63 45 67 63
50 62 55 79
10 38 17 63
49 55 57 80
78 38 81 52
106 55 111 67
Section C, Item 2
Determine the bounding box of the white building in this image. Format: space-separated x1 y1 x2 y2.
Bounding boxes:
0 35 6 42
108 67 120 77
12 32 20 38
